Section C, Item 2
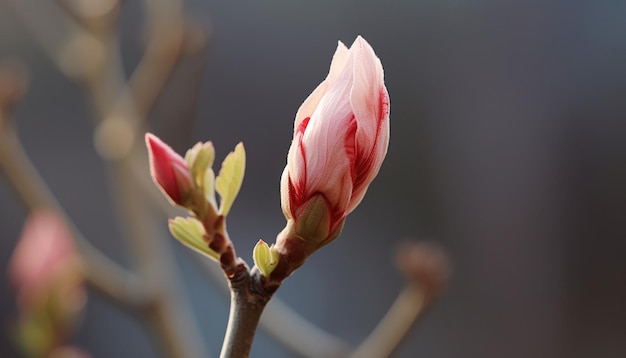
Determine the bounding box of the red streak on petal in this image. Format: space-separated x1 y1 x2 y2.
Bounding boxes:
294 117 311 208
379 87 390 122
288 177 298 218
344 115 358 182
296 116 311 135
352 87 389 192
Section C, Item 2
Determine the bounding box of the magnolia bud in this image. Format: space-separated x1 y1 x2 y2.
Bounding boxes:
271 36 389 279
9 211 83 307
280 36 389 227
146 133 193 207
9 211 86 358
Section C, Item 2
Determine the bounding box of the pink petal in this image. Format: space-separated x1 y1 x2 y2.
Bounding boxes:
293 42 349 132
280 36 390 238
299 62 355 211
350 36 385 155
347 37 390 213
279 167 293 219
145 133 190 204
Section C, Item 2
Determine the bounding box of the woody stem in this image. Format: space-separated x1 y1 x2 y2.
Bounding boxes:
219 268 275 358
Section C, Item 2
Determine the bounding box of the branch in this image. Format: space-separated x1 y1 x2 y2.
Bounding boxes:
127 0 185 122
349 286 426 358
200 251 350 357
350 242 452 358
219 268 273 358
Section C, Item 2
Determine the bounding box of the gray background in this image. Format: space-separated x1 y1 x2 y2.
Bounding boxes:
1 0 626 357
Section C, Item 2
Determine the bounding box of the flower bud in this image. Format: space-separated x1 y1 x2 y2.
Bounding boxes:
277 36 389 262
9 211 86 358
146 133 193 206
9 211 83 307
146 135 246 275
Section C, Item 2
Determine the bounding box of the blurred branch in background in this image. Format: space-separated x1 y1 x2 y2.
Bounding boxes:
351 242 451 358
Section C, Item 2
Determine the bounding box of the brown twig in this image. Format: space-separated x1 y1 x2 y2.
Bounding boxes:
128 0 185 123
350 286 427 358
218 268 273 358
350 242 452 358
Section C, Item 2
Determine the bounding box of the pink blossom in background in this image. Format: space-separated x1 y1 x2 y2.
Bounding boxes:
280 36 390 239
8 211 82 306
48 346 92 358
146 133 193 206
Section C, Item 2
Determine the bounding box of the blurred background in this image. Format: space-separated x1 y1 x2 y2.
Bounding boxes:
1 0 626 357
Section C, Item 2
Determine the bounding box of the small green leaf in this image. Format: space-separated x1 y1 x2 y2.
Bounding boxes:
184 142 201 169
215 142 245 216
169 217 219 261
253 239 279 277
203 168 217 209
185 141 215 187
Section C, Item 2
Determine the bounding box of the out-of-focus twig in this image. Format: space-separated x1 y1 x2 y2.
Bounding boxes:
350 242 451 358
148 19 211 147
258 287 351 357
55 0 119 33
5 0 71 67
350 286 425 358
127 0 185 122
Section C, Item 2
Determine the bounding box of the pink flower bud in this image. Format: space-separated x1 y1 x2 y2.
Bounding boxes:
146 133 193 206
9 211 83 307
49 346 92 358
280 36 390 245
